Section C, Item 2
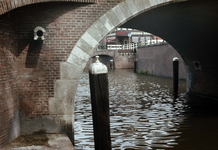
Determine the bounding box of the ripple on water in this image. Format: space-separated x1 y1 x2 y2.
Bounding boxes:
74 69 187 149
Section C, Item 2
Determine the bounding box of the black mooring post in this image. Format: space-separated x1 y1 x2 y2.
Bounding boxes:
110 59 114 69
134 48 137 73
134 61 137 73
89 56 111 150
173 57 179 98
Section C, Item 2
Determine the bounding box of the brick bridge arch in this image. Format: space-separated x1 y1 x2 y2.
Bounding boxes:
0 0 96 15
3 0 215 147
53 0 186 142
91 50 115 58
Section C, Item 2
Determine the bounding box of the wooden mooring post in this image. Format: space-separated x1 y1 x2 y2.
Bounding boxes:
110 59 114 69
89 56 111 150
173 57 179 98
133 48 137 73
134 61 137 73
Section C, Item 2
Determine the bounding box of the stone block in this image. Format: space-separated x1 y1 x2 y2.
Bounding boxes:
41 116 62 133
134 0 151 12
52 115 73 125
93 19 109 38
150 0 168 6
119 2 133 19
81 32 98 49
105 9 121 27
8 109 20 143
49 97 75 118
155 0 172 5
112 5 126 23
100 14 115 32
86 25 103 42
60 62 83 80
71 46 90 61
67 53 87 69
76 38 94 55
126 0 138 15
54 80 79 99
49 98 66 115
20 114 72 135
20 116 43 135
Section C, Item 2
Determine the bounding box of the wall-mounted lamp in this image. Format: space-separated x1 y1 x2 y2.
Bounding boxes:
34 26 46 40
193 61 201 70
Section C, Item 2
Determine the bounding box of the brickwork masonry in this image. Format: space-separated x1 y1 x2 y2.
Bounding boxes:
0 14 20 147
137 44 186 79
0 0 126 147
0 0 182 147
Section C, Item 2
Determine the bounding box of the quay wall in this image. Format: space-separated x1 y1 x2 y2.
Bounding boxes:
137 44 186 79
85 50 135 69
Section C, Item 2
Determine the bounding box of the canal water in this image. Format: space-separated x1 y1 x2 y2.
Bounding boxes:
74 69 218 150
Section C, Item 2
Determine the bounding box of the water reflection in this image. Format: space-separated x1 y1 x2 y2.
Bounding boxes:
74 69 218 150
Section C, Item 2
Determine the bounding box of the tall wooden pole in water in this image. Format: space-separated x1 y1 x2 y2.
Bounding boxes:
89 56 111 150
110 59 114 69
134 48 137 73
173 57 179 98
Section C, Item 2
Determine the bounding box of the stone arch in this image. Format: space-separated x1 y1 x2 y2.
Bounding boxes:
51 0 189 141
0 0 96 15
91 54 114 69
65 0 187 68
91 51 115 58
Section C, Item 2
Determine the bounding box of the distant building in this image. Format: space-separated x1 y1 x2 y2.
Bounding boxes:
98 28 165 50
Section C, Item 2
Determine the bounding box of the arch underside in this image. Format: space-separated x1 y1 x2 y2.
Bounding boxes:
68 0 218 98
1 0 218 147
0 0 96 15
54 0 218 142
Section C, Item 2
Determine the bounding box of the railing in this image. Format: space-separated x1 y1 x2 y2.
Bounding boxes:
122 43 138 50
107 45 123 50
107 43 138 50
98 40 167 51
143 40 167 46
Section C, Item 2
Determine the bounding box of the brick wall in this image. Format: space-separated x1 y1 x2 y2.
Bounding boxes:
2 0 199 146
114 51 135 69
13 0 123 118
137 44 186 79
0 0 96 15
86 50 135 69
0 13 19 147
0 0 125 146
0 0 217 147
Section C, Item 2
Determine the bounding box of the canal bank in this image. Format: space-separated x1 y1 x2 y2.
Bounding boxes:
137 44 186 79
2 134 75 150
74 69 218 150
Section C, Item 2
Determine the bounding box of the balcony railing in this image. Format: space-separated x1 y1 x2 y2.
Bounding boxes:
98 40 167 51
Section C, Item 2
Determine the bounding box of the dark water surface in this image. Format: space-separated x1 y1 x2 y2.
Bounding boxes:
74 69 218 150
